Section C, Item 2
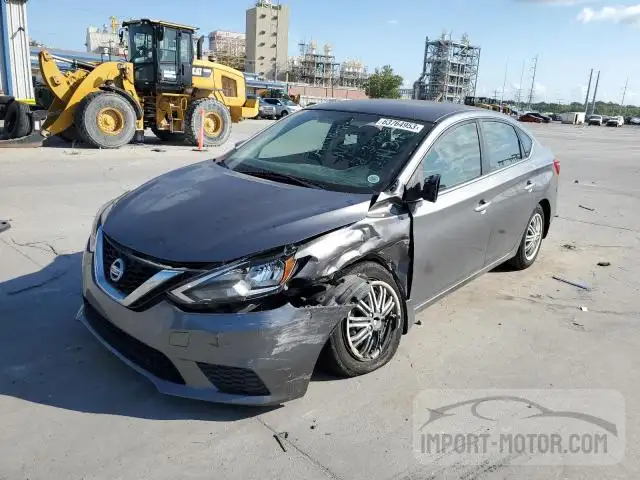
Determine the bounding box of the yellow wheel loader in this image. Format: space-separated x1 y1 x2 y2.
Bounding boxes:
38 19 259 149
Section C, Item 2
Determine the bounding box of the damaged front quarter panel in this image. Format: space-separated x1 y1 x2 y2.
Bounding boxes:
289 198 413 330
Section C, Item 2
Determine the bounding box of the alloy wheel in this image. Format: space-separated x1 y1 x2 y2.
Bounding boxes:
344 280 401 361
524 212 543 261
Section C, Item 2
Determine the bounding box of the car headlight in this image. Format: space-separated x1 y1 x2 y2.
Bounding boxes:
87 192 128 252
169 255 297 306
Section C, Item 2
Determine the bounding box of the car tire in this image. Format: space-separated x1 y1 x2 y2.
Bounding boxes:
508 204 545 270
321 262 405 378
280 110 288 118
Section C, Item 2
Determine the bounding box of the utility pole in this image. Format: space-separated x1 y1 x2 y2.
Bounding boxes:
620 77 628 115
589 70 600 116
583 68 593 114
516 60 525 111
527 55 538 109
500 60 508 109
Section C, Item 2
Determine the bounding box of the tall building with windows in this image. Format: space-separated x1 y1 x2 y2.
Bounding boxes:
245 1 289 80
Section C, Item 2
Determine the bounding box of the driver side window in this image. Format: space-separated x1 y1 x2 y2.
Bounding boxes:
422 122 481 190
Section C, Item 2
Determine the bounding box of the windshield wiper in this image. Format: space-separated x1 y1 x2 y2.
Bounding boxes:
235 167 326 190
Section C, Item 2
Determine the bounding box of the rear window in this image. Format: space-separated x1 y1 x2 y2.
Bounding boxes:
482 121 523 171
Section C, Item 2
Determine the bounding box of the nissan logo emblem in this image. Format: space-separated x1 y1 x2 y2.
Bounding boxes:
109 258 125 283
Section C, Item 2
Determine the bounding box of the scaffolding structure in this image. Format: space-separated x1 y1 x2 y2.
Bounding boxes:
289 41 340 87
413 32 481 103
339 59 368 89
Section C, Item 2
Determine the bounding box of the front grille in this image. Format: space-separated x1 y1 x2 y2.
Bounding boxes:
197 363 270 396
102 234 160 295
83 300 185 385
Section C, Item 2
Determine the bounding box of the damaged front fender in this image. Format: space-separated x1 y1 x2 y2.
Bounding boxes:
290 199 412 315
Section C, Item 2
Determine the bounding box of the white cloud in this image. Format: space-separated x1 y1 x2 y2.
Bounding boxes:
578 4 640 24
387 19 399 25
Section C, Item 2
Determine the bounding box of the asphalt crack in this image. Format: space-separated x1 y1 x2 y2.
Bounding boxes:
555 216 640 233
5 269 69 295
11 239 60 256
255 416 344 480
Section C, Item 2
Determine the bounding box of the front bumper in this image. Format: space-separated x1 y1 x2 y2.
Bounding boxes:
78 250 351 406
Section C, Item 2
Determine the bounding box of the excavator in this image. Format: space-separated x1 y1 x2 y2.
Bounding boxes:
0 19 258 149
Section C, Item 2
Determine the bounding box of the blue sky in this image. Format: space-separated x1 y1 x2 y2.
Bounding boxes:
26 0 640 104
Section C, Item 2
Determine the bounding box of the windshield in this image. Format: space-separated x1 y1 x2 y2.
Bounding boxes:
128 24 154 64
222 109 432 194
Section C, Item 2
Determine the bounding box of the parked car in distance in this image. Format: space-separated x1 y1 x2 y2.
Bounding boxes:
588 115 603 126
551 113 563 122
262 98 302 118
606 116 624 127
601 116 611 125
525 112 551 123
257 97 277 119
78 100 559 405
519 113 543 123
629 117 640 126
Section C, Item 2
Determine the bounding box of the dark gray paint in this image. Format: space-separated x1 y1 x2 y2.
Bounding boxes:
79 104 558 405
103 161 372 263
307 98 477 123
80 250 361 406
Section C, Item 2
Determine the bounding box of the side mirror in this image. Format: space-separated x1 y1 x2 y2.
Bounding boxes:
422 174 441 203
403 174 441 203
118 29 125 46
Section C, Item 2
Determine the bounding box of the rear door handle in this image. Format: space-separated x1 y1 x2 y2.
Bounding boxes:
474 200 492 213
524 181 535 192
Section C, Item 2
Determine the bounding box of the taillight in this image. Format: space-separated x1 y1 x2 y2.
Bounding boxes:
553 159 560 175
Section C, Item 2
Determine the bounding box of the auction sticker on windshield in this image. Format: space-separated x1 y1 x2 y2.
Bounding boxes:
375 118 425 133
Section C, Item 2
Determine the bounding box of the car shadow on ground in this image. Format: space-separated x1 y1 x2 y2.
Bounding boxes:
0 252 277 421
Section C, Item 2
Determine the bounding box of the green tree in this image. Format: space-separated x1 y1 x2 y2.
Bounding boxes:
365 65 403 99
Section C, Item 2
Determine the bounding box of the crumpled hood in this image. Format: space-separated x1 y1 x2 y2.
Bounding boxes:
103 161 372 263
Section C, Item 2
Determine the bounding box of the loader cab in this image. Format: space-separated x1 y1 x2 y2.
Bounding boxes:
123 19 195 94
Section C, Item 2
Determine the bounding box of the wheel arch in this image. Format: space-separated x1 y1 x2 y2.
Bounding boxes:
539 198 551 238
334 254 411 335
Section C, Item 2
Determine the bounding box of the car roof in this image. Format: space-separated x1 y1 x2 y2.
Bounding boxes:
306 99 480 123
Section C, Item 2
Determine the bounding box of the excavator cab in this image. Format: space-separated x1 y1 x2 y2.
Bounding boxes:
123 19 195 93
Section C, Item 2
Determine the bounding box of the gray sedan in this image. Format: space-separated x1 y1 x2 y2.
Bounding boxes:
78 100 558 405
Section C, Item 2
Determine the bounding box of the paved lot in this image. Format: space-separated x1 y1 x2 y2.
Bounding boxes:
1 121 639 479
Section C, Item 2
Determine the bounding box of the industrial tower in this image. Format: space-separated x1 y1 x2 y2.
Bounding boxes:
413 32 481 103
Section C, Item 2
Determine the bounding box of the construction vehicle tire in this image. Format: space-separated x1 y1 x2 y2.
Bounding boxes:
151 127 185 143
185 98 231 147
1 101 31 140
75 92 136 149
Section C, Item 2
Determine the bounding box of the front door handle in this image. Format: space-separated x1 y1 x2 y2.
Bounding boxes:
524 181 535 192
474 200 492 213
